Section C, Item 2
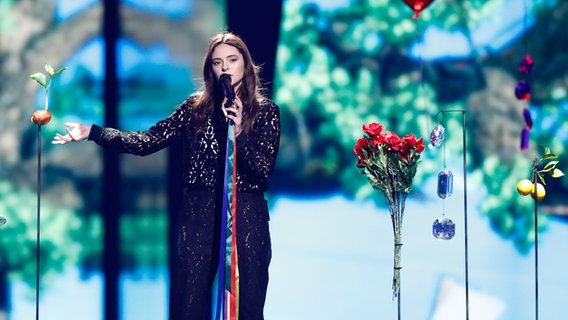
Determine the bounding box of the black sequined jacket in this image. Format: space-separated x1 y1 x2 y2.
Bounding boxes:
88 94 281 194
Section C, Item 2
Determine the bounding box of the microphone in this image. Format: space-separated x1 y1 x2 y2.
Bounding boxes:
219 74 236 122
219 73 235 101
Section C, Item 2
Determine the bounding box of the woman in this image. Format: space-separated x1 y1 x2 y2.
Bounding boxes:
53 32 281 320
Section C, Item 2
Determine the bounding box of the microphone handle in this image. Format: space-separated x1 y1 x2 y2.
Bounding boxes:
224 99 235 115
224 99 235 126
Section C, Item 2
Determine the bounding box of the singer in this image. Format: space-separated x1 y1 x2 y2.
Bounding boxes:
51 32 280 320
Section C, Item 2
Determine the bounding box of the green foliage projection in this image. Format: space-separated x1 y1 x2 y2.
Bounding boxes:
120 209 168 272
274 0 567 253
0 180 84 290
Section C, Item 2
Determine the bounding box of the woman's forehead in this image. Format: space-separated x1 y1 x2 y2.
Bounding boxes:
212 43 241 60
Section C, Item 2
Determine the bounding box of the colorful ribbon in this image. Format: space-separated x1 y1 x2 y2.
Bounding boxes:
213 121 239 320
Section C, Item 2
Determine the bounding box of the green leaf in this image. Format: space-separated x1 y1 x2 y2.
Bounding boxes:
542 160 559 172
52 67 68 77
542 153 558 160
544 146 551 155
30 72 47 87
551 168 565 178
45 63 55 76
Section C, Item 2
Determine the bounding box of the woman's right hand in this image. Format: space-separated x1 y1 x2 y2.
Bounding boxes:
52 122 92 145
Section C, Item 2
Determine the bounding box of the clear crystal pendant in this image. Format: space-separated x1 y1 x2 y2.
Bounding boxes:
430 124 445 148
0 216 6 226
433 217 455 240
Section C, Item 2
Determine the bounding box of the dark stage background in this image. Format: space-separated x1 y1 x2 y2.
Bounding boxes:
1 0 568 319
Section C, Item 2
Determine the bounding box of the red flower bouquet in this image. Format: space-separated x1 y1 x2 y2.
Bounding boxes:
354 122 425 299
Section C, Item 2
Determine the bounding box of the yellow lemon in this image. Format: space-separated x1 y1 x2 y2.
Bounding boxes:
516 179 533 196
531 183 546 201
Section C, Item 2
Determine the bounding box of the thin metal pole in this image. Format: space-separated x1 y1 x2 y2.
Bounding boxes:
36 125 42 320
441 109 469 320
533 161 539 320
461 110 470 320
397 292 401 320
535 201 539 320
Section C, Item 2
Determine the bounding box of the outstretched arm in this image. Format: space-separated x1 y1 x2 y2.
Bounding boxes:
51 96 195 155
52 122 92 145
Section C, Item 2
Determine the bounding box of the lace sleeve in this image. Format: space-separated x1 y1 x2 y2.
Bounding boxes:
236 99 281 180
89 97 194 156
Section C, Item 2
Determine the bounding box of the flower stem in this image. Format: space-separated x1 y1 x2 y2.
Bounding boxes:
393 234 402 299
44 88 49 110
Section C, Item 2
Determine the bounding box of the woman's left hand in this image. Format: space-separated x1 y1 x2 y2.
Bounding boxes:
224 96 243 136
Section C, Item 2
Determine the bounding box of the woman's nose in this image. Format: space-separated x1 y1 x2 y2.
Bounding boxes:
222 63 228 71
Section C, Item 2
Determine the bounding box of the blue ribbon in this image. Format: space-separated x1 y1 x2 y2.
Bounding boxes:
213 123 234 320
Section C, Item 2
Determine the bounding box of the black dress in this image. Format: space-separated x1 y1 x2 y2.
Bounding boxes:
88 94 281 320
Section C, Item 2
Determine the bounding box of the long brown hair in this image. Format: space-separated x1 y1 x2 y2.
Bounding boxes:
193 32 265 134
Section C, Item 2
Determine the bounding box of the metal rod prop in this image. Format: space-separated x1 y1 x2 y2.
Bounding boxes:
36 125 42 320
441 109 469 320
533 163 539 320
398 291 401 320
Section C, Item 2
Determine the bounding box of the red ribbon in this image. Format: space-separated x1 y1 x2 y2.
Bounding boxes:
228 128 239 320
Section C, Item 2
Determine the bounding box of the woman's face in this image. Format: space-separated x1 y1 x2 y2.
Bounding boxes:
211 43 245 89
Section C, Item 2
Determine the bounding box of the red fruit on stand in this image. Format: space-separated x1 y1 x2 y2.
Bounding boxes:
32 109 52 126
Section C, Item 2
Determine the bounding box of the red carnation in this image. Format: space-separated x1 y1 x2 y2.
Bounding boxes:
381 131 402 151
354 137 372 162
401 134 425 154
362 122 384 137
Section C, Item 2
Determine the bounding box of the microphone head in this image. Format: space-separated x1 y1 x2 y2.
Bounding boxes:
219 73 231 82
219 73 235 100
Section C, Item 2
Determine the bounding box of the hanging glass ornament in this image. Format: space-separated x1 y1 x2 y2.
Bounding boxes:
437 169 453 199
433 217 455 240
523 108 533 130
515 81 531 100
402 0 436 19
518 55 534 74
429 124 445 148
0 216 6 226
521 128 530 151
